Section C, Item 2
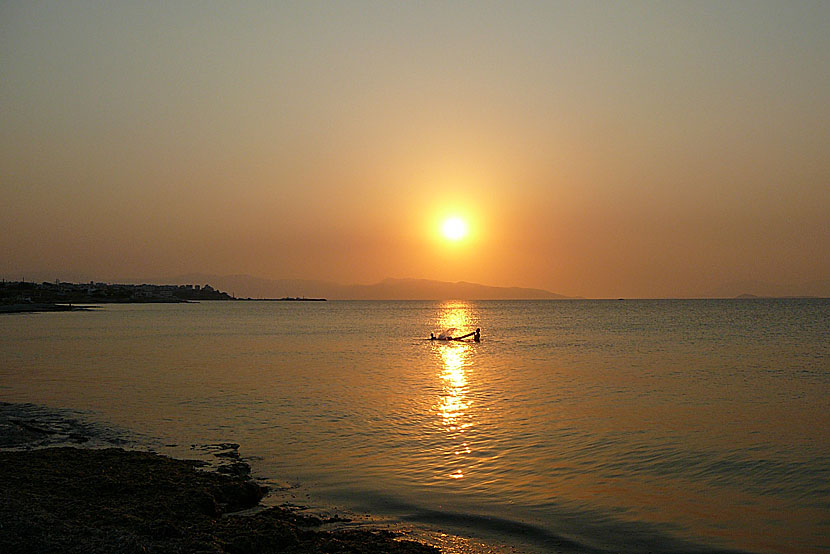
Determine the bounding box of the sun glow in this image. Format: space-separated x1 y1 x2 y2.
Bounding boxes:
442 217 468 241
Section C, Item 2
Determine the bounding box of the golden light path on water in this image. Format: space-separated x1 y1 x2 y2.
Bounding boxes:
439 346 472 480
434 302 476 482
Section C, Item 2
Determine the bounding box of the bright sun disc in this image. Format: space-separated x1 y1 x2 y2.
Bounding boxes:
442 217 468 241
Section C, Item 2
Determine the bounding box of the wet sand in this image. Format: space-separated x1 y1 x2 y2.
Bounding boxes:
0 405 438 554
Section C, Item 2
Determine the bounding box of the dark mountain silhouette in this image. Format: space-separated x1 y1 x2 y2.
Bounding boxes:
168 274 570 300
337 278 568 300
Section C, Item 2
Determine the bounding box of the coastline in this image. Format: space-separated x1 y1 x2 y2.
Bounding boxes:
0 303 95 314
0 403 437 554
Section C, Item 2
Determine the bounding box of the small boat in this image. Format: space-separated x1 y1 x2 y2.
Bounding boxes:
429 327 480 342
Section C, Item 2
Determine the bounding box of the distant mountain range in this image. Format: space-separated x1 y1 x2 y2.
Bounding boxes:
167 275 570 300
4 271 828 299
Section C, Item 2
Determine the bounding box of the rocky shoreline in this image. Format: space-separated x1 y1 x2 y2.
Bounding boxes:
0 404 438 554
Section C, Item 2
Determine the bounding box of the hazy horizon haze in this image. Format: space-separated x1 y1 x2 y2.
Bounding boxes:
2 1 828 298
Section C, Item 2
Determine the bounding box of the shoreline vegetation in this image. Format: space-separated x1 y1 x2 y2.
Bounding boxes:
0 403 435 554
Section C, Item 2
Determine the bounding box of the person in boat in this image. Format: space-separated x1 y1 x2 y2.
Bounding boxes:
430 328 480 341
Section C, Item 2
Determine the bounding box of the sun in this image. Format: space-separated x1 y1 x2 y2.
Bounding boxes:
442 217 468 241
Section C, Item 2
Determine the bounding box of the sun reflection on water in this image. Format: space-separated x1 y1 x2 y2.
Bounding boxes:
436 301 474 333
433 302 478 481
439 346 470 431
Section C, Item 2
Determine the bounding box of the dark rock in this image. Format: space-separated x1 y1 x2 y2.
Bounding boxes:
217 461 252 478
146 520 183 538
224 526 299 554
0 447 439 554
194 490 220 516
216 481 267 513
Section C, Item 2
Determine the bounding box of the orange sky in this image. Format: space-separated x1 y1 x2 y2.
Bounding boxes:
1 2 828 298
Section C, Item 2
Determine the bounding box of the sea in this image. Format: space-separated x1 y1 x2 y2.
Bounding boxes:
1 299 828 553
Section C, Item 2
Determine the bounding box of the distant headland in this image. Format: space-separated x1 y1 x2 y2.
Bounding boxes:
0 280 233 312
0 280 332 313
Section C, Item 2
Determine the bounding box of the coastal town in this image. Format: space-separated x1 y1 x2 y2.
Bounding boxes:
0 280 234 307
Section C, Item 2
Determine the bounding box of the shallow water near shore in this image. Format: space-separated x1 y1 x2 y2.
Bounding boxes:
1 299 828 553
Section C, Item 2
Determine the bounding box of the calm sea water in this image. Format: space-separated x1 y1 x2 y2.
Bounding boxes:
1 300 828 553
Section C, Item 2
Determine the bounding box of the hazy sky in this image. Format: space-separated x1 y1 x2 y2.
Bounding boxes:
2 1 828 297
